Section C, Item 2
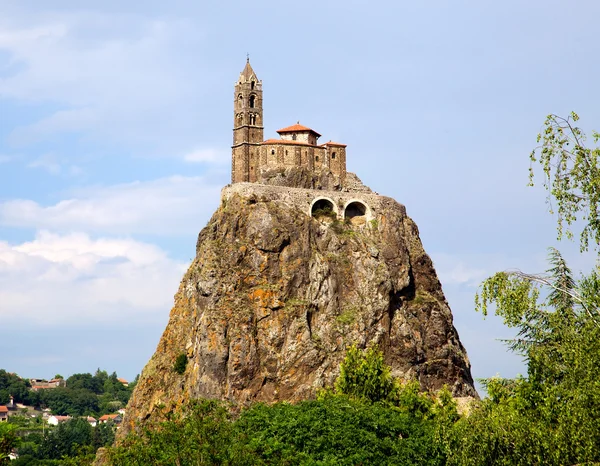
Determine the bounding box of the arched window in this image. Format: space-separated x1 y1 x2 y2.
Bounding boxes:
250 114 256 125
292 134 297 141
315 156 319 162
249 95 256 108
344 201 367 221
271 149 275 155
311 199 336 219
332 152 336 159
251 81 255 90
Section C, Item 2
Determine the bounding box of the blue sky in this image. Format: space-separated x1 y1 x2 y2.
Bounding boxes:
1 0 598 388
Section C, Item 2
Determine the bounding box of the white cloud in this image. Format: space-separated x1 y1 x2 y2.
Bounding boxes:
433 253 494 288
183 148 228 164
26 153 83 176
27 153 62 174
0 175 223 235
0 9 206 152
0 231 187 325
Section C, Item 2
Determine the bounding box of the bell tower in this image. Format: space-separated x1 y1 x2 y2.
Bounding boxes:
232 59 263 183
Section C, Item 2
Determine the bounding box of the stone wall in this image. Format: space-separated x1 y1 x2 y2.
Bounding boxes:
258 143 346 184
221 181 405 222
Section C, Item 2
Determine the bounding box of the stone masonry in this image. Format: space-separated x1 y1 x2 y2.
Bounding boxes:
232 60 347 186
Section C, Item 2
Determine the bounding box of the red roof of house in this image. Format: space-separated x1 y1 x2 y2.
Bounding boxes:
0 406 8 413
321 141 347 147
99 414 119 421
276 124 321 137
117 378 128 384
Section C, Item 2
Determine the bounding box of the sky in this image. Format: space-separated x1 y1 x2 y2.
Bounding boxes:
1 0 598 389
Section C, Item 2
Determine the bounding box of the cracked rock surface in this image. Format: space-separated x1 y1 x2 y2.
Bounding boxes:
118 185 477 437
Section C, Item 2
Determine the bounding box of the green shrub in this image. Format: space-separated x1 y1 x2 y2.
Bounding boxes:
334 345 397 403
173 353 188 375
312 207 336 219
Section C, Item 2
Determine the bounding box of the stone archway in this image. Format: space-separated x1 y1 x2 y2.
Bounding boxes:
343 200 369 225
310 197 338 220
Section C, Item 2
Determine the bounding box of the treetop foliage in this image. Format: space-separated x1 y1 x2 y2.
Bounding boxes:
530 112 600 251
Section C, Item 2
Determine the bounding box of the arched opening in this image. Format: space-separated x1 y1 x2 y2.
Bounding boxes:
250 114 256 125
249 95 256 108
332 152 336 159
311 199 336 220
344 201 367 225
251 81 255 90
292 134 297 141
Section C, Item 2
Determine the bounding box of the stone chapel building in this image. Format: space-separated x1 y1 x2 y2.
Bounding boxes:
231 59 347 185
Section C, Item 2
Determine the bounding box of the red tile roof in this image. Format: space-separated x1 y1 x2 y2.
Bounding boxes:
261 139 314 146
321 141 347 147
117 378 128 384
276 124 322 137
0 406 8 413
99 414 119 421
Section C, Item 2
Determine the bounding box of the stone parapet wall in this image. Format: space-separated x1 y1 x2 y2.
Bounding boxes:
221 181 405 222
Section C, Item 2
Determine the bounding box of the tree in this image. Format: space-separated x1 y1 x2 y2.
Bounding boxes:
38 387 99 416
530 112 600 251
37 418 94 460
0 423 19 465
0 370 32 405
236 396 443 465
446 114 600 464
108 400 239 466
66 373 95 392
334 344 398 403
453 248 600 464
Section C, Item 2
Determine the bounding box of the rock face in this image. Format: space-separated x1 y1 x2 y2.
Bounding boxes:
119 172 477 436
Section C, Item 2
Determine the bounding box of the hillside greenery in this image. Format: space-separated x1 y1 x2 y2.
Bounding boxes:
0 369 137 418
0 369 134 465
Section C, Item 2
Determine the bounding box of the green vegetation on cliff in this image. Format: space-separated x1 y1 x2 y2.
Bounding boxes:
107 347 455 466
